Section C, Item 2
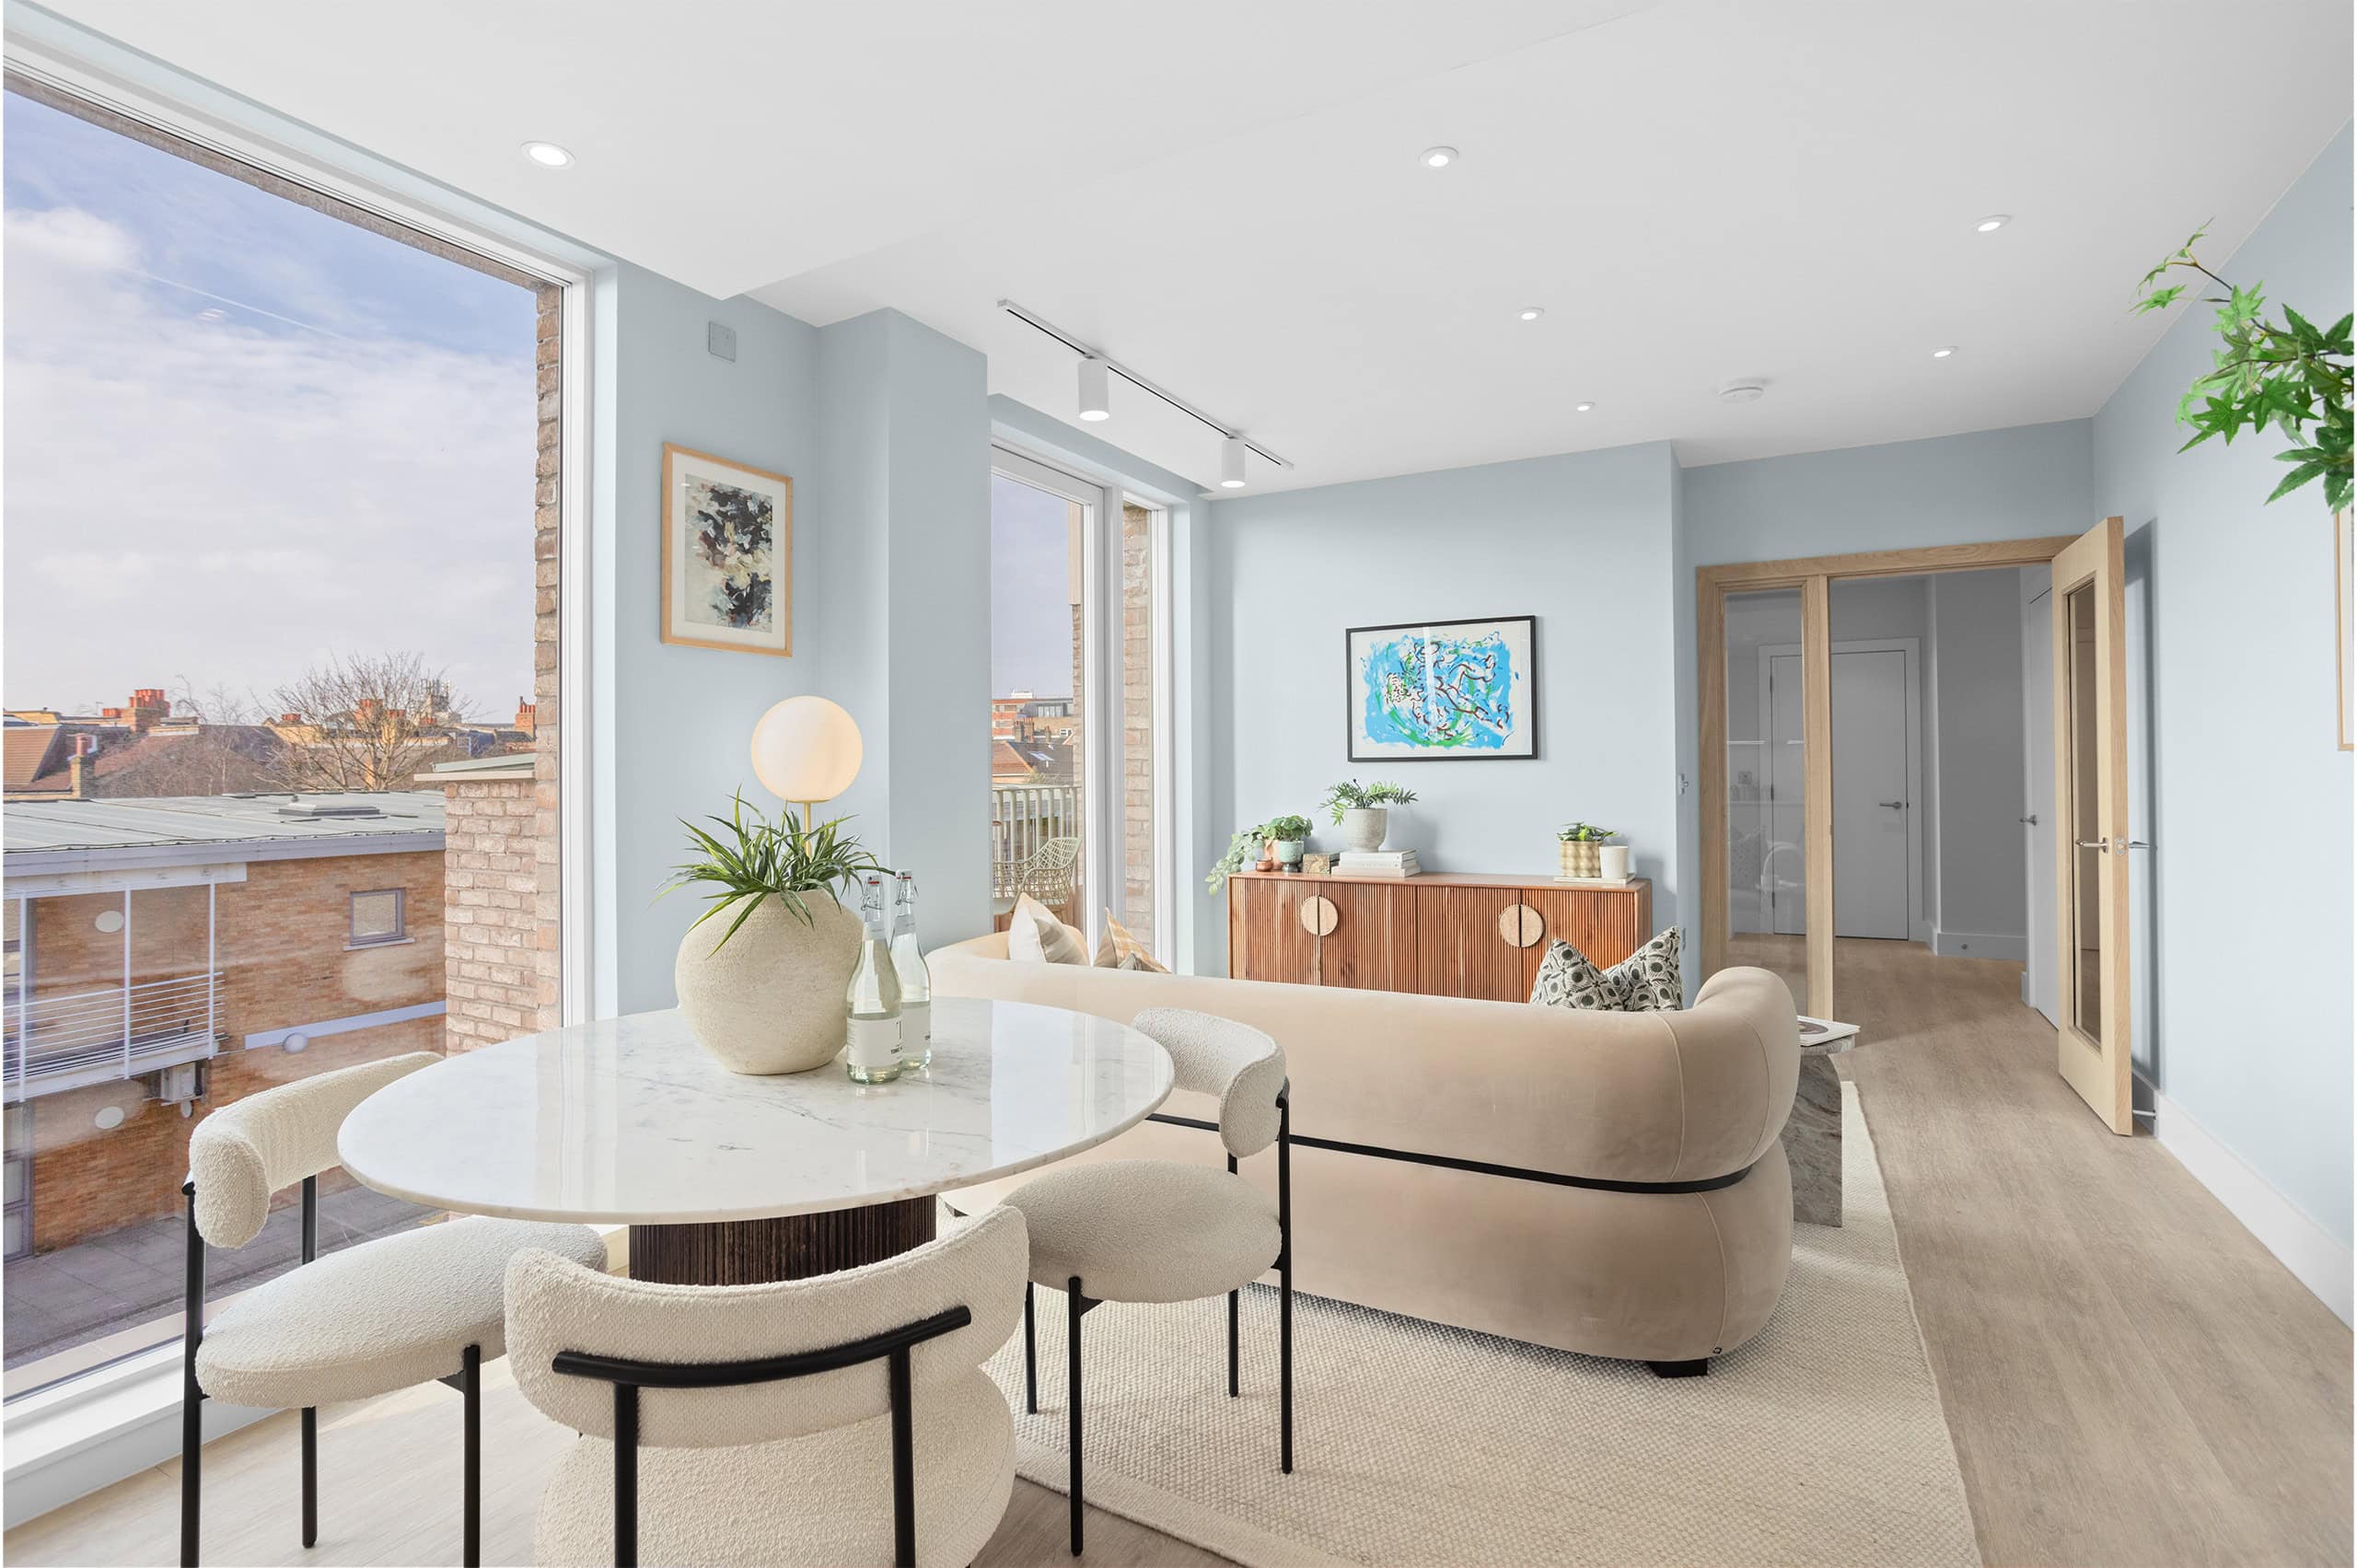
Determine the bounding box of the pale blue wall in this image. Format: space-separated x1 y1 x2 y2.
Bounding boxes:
1203 444 1685 975
2092 123 2353 1248
606 265 827 1012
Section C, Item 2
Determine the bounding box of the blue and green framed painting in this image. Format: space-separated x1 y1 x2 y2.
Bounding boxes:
1345 615 1537 761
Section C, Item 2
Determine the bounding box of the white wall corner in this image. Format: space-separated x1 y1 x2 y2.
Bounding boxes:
2142 1078 2354 1326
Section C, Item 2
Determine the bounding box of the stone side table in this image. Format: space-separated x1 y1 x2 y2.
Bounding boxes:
1783 1016 1859 1227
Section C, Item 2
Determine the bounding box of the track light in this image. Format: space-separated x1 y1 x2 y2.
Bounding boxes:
1220 436 1249 489
1077 356 1111 422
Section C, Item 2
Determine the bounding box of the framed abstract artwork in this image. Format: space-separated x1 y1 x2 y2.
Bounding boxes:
661 443 792 656
1345 615 1537 761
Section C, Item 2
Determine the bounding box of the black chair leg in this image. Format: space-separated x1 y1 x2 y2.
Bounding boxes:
1067 1277 1085 1557
180 1382 202 1568
1649 1358 1710 1379
300 1407 317 1548
180 1181 203 1568
1226 1289 1239 1398
1279 1254 1294 1474
460 1345 482 1567
1024 1282 1039 1414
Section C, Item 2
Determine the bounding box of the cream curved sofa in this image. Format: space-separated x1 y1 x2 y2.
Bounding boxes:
934 932 1800 1370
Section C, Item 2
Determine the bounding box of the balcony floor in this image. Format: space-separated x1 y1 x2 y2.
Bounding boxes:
5 1184 434 1382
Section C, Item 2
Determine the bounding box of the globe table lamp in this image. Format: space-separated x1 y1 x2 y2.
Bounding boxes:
750 696 863 828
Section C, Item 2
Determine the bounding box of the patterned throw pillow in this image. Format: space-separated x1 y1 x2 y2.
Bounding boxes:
1093 910 1170 972
1528 927 1684 1013
1007 895 1089 965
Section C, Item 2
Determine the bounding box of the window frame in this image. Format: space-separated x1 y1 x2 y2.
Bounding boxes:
346 889 408 949
0 38 601 1516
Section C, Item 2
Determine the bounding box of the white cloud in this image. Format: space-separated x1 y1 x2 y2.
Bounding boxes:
3 205 537 716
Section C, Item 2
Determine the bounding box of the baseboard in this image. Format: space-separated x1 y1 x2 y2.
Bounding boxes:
1928 927 2026 961
2141 1076 2354 1326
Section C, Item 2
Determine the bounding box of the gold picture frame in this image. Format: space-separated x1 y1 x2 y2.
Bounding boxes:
661 442 793 656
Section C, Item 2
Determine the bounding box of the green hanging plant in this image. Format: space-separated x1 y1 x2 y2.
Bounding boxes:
2133 224 2352 513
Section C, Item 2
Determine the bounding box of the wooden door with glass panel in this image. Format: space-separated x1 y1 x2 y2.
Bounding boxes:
2051 517 2133 1132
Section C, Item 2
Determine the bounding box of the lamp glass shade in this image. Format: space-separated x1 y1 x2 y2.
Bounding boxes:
750 696 863 807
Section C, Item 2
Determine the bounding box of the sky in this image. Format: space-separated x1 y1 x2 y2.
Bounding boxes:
2 90 536 720
990 472 1074 699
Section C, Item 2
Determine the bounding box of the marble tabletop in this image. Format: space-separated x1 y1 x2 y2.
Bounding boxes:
337 997 1174 1225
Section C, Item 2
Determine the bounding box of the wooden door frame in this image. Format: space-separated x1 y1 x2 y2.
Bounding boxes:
1699 536 2080 1016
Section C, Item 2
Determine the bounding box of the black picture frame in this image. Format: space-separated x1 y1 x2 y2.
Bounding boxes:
1343 614 1538 762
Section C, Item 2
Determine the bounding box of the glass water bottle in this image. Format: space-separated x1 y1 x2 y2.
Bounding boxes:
844 874 904 1084
888 871 933 1069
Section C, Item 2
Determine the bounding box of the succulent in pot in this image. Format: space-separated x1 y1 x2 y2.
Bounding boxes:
1557 820 1614 880
1320 779 1418 854
663 795 881 1074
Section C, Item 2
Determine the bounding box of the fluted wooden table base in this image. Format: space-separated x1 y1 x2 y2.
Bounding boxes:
629 1197 938 1284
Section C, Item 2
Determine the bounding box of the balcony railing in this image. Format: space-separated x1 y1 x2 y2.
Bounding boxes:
2 972 222 1103
991 780 1081 899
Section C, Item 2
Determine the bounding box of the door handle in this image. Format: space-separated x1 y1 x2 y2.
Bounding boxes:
2073 839 2108 852
1877 800 1907 810
2019 815 2038 826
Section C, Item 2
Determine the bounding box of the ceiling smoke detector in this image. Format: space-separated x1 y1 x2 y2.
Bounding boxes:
1717 377 1769 404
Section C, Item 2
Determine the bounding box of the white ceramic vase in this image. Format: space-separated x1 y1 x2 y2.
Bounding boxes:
1339 807 1388 854
1599 843 1632 882
674 893 862 1074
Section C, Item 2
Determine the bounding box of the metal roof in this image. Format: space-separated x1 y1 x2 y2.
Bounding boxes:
3 791 445 863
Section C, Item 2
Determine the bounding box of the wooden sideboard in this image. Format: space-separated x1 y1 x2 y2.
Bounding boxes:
1225 869 1654 1003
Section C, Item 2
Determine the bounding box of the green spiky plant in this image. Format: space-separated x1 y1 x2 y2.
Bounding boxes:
1557 821 1614 842
664 793 882 950
1319 779 1419 824
2134 225 2352 512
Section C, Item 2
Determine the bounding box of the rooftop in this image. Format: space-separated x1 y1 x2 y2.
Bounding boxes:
3 791 445 865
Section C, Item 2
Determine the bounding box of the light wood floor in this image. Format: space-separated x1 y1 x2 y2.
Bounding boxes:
8 940 2347 1566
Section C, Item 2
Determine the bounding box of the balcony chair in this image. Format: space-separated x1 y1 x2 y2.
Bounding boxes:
991 834 1083 927
180 1051 607 1568
505 1205 1028 1568
1001 1006 1292 1557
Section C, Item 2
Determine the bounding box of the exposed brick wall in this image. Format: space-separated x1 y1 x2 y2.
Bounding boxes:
435 773 557 1051
1120 504 1156 947
23 850 445 1252
532 283 563 1026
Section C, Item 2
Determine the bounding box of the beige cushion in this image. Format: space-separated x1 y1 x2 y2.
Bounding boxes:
1004 1159 1280 1303
189 1052 440 1249
1006 895 1087 964
195 1216 605 1410
1092 911 1168 972
534 1368 1012 1568
506 1207 1026 1447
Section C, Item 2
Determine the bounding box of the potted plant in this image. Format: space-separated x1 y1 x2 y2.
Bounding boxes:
1320 779 1419 854
1207 822 1271 894
664 794 881 1074
1558 821 1614 880
1266 814 1315 870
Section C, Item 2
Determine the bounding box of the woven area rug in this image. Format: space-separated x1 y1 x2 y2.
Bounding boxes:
982 1084 1980 1567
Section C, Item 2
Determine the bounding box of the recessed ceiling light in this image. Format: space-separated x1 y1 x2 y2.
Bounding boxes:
1518 307 1545 321
1574 401 1596 413
1931 345 1957 359
1420 145 1457 169
521 141 574 168
1974 214 2010 233
1717 377 1768 404
195 308 225 322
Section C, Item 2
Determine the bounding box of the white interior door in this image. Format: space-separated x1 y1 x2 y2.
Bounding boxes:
1830 647 1913 938
2020 565 2059 1022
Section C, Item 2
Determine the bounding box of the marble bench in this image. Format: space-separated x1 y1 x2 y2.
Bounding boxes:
1782 1016 1859 1226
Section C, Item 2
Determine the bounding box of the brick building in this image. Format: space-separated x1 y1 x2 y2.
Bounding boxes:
2 793 447 1260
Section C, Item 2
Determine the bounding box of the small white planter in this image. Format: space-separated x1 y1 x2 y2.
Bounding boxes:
1339 807 1389 854
674 894 862 1074
1598 844 1631 882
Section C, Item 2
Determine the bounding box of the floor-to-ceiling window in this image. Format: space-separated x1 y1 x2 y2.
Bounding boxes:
0 78 563 1397
988 448 1169 960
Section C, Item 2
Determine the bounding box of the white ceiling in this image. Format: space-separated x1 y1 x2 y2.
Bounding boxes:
30 0 2355 494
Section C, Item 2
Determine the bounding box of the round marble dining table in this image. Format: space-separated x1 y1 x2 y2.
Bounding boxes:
336 996 1174 1284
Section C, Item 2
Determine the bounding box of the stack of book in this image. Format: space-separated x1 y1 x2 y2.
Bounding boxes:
1336 850 1422 878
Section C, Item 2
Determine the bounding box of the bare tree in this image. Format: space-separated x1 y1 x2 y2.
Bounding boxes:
263 652 474 793
169 674 260 726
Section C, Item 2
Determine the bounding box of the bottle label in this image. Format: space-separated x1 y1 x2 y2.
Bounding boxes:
899 999 931 1044
847 1016 902 1070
